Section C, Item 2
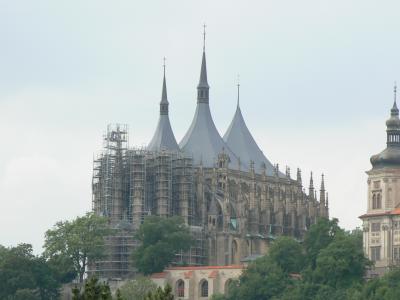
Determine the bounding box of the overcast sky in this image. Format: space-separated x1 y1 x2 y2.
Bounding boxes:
1 0 400 253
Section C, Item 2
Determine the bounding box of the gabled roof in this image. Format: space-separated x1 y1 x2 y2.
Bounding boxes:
147 67 179 152
223 105 275 175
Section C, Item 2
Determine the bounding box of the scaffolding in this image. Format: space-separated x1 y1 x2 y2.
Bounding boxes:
92 124 128 222
174 225 207 266
127 149 147 229
173 155 194 225
87 225 138 279
91 125 206 278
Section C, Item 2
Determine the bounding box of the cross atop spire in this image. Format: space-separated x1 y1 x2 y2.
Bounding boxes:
203 23 206 51
163 56 166 77
237 75 240 108
391 81 399 117
197 25 209 103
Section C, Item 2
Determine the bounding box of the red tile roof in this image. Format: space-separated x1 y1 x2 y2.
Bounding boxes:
151 272 167 279
166 265 244 271
359 208 400 219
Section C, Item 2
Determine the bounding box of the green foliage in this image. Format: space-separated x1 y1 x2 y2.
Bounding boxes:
359 268 400 300
12 289 41 300
303 218 344 269
144 284 174 300
0 243 60 300
133 216 193 275
226 257 291 300
267 236 304 274
211 293 227 300
115 289 123 300
222 218 373 300
119 275 157 300
44 212 110 282
313 233 369 289
72 276 113 300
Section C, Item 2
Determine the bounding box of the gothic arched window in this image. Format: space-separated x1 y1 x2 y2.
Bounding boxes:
200 279 208 297
225 279 233 293
372 194 376 209
176 279 185 297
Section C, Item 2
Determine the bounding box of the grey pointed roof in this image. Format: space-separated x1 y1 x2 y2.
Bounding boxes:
147 68 179 152
179 49 239 168
223 104 275 175
179 102 239 168
198 51 209 89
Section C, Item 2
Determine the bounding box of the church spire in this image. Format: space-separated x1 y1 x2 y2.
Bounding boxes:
160 57 169 115
309 172 314 199
320 174 326 204
297 168 302 186
392 81 398 115
197 24 209 103
147 59 179 152
386 82 400 147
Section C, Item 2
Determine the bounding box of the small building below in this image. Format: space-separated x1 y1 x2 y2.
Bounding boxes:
151 265 244 300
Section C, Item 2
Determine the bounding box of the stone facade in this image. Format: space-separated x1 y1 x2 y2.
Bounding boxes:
151 265 244 300
360 89 400 276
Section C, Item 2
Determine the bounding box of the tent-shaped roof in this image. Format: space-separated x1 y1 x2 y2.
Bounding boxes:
179 50 239 169
223 104 275 175
147 67 179 152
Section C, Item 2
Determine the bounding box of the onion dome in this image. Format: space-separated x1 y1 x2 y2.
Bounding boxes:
147 61 179 152
370 84 400 169
223 84 276 175
179 31 239 168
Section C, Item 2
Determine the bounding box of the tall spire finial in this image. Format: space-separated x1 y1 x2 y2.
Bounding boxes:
163 56 166 77
197 24 209 103
237 74 240 108
160 57 168 114
203 23 206 51
391 81 399 116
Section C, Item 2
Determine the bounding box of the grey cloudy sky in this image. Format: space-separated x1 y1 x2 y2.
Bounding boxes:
1 0 400 253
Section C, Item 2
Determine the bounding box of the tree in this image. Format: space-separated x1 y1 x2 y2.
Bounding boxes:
44 212 110 282
144 284 174 300
72 276 112 300
303 218 344 269
119 276 157 300
13 289 41 300
211 294 227 300
0 244 60 300
267 236 304 274
226 257 291 300
133 216 193 275
313 231 370 289
222 219 371 300
359 268 400 300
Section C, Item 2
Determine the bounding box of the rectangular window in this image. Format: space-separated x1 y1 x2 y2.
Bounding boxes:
371 223 381 232
394 247 400 261
371 246 381 261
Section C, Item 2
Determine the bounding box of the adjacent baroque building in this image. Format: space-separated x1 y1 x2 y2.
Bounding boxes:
89 37 329 279
360 86 400 277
